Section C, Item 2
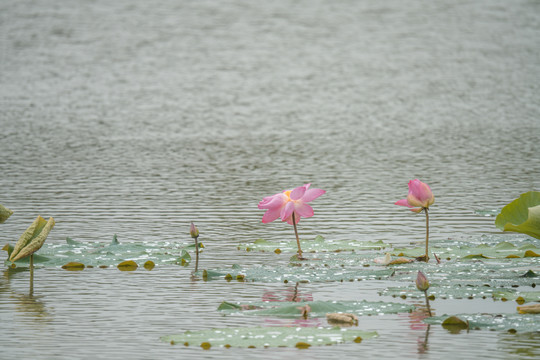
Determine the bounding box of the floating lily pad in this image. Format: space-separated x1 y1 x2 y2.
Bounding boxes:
198 265 394 283
425 313 540 333
492 290 540 303
239 235 388 253
3 236 200 268
393 241 540 259
495 191 540 239
217 300 413 317
161 326 378 348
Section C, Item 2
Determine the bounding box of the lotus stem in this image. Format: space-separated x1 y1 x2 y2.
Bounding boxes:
291 213 303 259
424 207 429 262
194 236 199 273
30 254 34 295
424 291 432 317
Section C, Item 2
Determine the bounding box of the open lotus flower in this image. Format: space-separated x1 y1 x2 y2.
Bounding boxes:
258 183 325 225
395 179 434 213
259 184 325 258
395 179 434 262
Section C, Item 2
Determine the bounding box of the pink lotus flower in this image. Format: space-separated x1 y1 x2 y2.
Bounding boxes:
258 184 325 225
395 179 434 213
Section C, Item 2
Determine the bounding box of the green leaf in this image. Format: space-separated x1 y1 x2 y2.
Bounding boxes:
393 241 540 259
198 264 394 283
495 191 540 239
161 326 378 348
238 236 388 253
3 238 201 268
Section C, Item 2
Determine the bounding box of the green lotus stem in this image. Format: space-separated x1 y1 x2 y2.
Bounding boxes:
292 213 303 259
424 291 432 317
30 254 34 295
424 207 429 262
195 241 199 272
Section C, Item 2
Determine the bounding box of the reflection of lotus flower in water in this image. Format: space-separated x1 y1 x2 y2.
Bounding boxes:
10 216 55 262
262 284 313 303
259 183 325 258
0 204 13 223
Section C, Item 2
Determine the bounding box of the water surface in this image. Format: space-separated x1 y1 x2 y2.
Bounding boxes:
1 0 539 358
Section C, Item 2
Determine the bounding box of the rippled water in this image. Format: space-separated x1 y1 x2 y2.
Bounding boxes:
1 0 539 358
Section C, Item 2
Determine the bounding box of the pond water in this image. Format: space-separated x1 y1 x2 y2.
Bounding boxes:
1 0 539 358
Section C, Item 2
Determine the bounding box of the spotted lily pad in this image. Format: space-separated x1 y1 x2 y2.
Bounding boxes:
239 235 388 253
161 326 378 348
3 236 200 268
495 191 540 239
218 300 413 317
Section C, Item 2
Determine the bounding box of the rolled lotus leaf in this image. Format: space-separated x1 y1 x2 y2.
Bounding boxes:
0 204 13 223
495 191 540 239
10 216 55 262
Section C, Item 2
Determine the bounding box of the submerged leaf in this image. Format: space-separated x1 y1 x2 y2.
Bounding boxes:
161 326 377 348
10 216 55 262
144 260 155 270
495 191 540 239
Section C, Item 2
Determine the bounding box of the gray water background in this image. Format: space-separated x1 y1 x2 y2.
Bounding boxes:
1 0 539 358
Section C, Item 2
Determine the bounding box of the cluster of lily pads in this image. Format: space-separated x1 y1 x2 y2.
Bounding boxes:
1 185 539 349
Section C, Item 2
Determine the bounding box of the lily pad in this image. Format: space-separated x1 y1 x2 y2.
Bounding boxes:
239 235 388 253
425 313 540 333
217 300 413 317
197 265 395 283
161 326 378 348
491 290 540 303
393 241 540 259
495 191 540 239
3 236 202 268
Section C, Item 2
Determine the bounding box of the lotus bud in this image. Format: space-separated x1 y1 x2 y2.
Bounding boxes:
190 222 199 239
415 271 430 292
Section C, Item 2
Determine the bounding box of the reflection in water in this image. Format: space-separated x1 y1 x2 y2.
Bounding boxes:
400 303 434 355
262 282 321 327
2 268 52 324
499 331 540 358
262 282 313 303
